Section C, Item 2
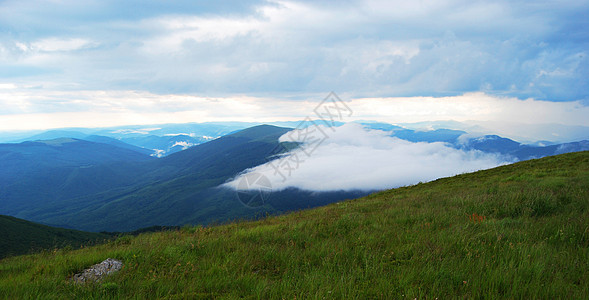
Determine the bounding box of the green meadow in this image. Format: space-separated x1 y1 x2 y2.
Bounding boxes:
1 151 588 299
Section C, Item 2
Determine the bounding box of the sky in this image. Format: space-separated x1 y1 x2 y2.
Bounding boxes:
1 0 588 141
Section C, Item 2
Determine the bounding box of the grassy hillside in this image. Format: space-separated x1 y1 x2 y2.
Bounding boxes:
0 151 588 298
0 215 110 259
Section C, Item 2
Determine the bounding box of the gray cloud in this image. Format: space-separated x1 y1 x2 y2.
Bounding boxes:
0 0 587 101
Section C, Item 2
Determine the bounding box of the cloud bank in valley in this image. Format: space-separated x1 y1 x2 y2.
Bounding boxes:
225 123 509 192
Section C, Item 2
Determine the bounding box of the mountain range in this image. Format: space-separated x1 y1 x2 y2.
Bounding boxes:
0 125 368 232
0 122 588 232
7 122 256 157
362 122 589 160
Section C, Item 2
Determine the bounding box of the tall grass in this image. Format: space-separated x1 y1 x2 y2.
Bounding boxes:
1 151 588 298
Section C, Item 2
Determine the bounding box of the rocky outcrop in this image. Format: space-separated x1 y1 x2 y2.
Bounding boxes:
72 258 123 283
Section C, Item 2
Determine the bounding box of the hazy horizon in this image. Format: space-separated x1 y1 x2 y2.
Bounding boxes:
1 0 588 141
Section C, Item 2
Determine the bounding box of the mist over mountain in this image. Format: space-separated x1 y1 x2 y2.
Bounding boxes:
228 123 589 192
226 124 509 192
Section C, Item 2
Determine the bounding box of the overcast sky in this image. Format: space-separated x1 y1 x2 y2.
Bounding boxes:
1 0 588 137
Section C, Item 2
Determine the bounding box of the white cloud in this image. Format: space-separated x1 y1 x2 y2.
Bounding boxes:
111 128 161 135
0 83 17 89
164 133 193 137
351 93 589 142
31 38 94 52
171 141 194 150
352 93 589 126
224 123 509 192
0 90 587 142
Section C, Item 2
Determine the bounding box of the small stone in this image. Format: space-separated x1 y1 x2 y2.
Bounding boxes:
72 258 123 284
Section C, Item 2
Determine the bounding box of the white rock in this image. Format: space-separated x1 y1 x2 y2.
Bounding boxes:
72 258 123 283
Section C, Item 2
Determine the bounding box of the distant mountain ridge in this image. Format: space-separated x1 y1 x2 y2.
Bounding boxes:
360 122 589 161
0 137 153 179
0 138 155 216
9 120 589 159
1 123 588 232
22 130 210 157
1 125 325 232
82 135 154 156
11 122 257 157
456 136 589 161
